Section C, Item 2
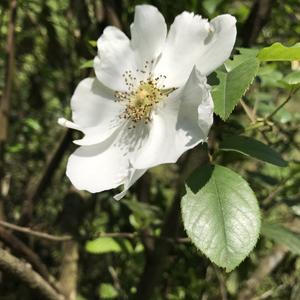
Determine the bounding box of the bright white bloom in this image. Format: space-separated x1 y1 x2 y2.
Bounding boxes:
59 5 236 200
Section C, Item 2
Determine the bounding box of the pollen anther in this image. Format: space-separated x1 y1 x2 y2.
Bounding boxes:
114 64 175 124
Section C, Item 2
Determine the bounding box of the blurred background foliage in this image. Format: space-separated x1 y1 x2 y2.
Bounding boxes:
0 0 300 299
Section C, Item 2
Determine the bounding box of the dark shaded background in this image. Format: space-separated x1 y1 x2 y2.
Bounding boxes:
0 0 300 299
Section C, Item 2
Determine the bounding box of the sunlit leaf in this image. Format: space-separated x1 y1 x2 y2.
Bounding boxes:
281 71 300 87
79 59 94 69
89 40 97 47
258 42 300 61
85 237 122 254
98 283 118 299
225 48 259 71
212 58 259 120
181 164 261 272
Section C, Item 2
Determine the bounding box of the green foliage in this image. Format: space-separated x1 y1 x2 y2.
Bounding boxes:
122 199 161 228
85 237 122 254
224 48 259 71
2 0 300 299
258 42 300 61
202 0 222 15
219 134 287 167
262 223 300 255
181 164 261 272
80 59 94 69
212 58 259 120
98 283 119 299
281 71 300 87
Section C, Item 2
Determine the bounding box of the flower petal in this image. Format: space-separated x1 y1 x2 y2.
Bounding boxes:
131 67 213 169
197 15 237 75
114 168 147 200
154 13 236 88
94 26 136 91
131 5 167 68
66 132 130 193
67 122 149 195
64 78 124 146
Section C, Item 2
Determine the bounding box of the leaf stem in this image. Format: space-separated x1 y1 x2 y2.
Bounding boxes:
266 87 299 120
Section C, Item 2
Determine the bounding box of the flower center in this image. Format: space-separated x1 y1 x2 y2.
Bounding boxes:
114 62 175 125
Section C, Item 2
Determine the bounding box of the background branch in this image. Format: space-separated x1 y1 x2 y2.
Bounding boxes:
0 220 72 241
0 247 65 300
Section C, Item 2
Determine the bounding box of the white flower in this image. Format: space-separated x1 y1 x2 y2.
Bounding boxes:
59 5 236 200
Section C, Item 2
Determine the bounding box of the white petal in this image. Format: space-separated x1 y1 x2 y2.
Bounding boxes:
131 5 167 68
70 78 124 146
58 118 81 130
66 132 130 193
94 26 136 91
154 13 236 87
197 15 237 75
67 123 149 195
132 67 213 169
114 168 147 200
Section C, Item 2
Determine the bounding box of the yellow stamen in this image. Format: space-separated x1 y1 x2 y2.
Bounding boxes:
114 67 175 125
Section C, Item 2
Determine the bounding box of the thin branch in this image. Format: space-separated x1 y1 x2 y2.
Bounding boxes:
213 266 228 300
262 176 291 207
20 128 71 223
242 0 273 47
96 231 190 243
0 247 65 300
0 220 72 242
0 0 17 142
240 99 256 123
266 88 299 120
0 227 59 287
237 246 287 300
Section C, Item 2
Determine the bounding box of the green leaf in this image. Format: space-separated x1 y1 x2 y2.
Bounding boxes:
262 223 300 255
257 42 300 61
219 134 287 167
79 59 93 69
257 65 284 88
202 0 222 15
225 49 259 71
181 164 261 272
85 237 122 254
212 58 259 120
122 199 161 228
98 283 118 299
24 118 42 132
89 40 97 47
281 71 300 86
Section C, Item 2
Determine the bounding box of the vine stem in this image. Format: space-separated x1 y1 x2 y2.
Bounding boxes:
0 220 72 241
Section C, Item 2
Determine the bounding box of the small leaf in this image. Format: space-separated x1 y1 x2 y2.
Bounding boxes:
89 40 97 47
262 223 300 255
212 58 259 120
181 164 261 272
85 237 121 254
79 59 94 69
219 134 287 167
122 199 161 227
257 42 300 61
202 0 222 15
24 118 42 132
281 71 300 86
257 65 284 88
98 283 118 299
